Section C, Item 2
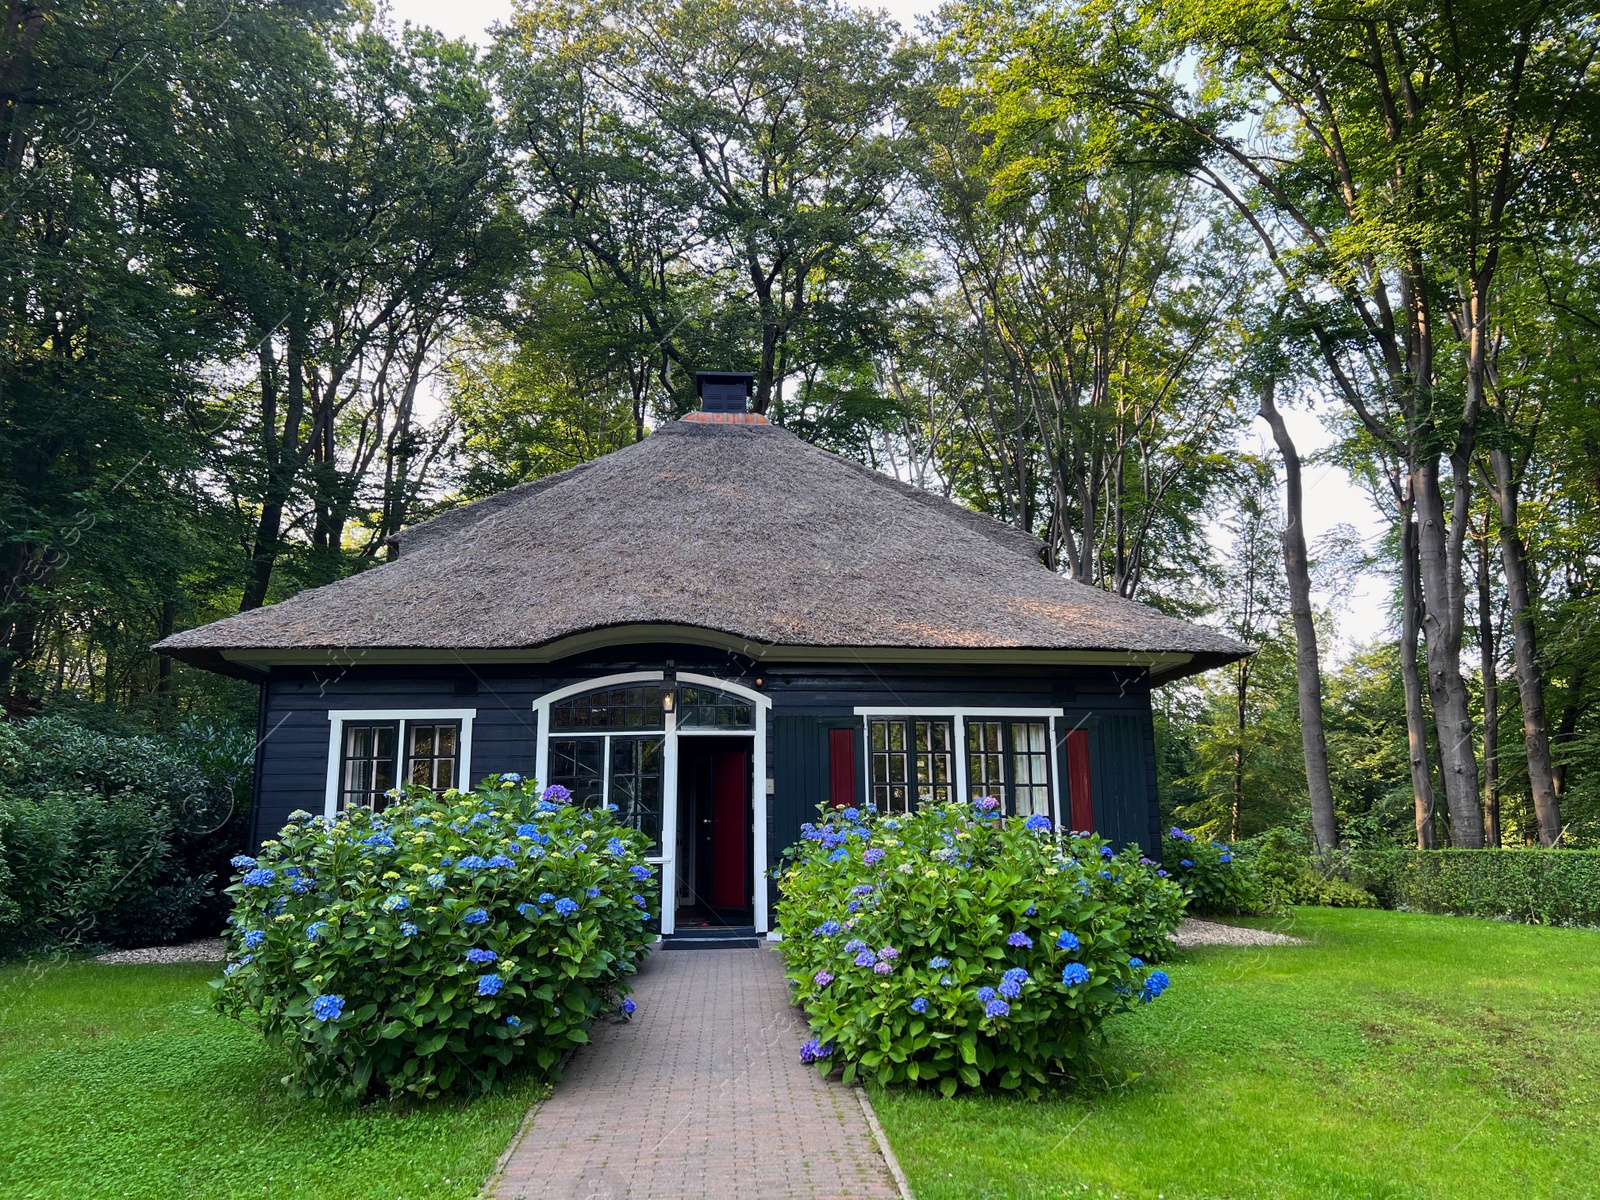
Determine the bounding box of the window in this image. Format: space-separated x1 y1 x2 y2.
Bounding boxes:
552 685 666 730
868 718 954 812
328 709 475 815
965 718 1051 817
677 685 755 730
547 685 669 850
341 722 397 810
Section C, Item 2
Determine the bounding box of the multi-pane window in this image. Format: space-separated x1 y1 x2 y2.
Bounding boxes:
338 717 463 811
406 722 460 792
964 718 1051 817
552 685 666 730
677 685 755 730
609 737 663 848
341 722 397 810
868 718 954 812
547 736 605 807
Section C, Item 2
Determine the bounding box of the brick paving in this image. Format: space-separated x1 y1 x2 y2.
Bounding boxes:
489 946 902 1200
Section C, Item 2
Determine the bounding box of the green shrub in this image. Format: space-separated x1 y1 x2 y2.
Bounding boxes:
1365 848 1600 926
213 777 657 1099
775 800 1183 1097
1163 827 1270 915
1252 827 1377 909
0 716 253 953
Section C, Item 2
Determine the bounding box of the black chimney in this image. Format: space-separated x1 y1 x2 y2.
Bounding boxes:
696 371 753 414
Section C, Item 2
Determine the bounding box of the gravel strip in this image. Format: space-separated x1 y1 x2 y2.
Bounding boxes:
1172 918 1305 948
94 938 227 965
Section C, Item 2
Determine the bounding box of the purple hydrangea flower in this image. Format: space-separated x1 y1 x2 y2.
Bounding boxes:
854 949 877 967
976 986 996 1002
863 848 886 866
541 785 571 804
1007 931 1033 948
798 1038 833 1063
622 997 637 1015
974 795 1001 812
873 961 892 975
813 970 834 987
877 946 898 961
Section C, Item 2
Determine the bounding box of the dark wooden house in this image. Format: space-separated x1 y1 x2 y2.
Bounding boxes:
157 373 1247 940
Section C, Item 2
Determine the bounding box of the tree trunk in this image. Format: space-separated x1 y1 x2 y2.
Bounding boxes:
1401 502 1438 849
1476 532 1500 848
241 332 306 612
1232 658 1248 842
1485 447 1562 844
1257 383 1339 855
1411 458 1484 846
1552 662 1585 801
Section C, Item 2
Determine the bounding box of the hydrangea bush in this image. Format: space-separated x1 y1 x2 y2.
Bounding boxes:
1164 826 1270 915
777 800 1184 1097
213 776 657 1098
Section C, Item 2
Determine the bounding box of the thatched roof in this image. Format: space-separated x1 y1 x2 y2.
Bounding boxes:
156 418 1248 683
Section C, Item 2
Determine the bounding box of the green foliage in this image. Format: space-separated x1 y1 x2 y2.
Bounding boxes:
0 717 253 953
776 802 1182 1097
1249 827 1376 909
213 779 657 1099
1357 849 1600 927
1163 827 1270 915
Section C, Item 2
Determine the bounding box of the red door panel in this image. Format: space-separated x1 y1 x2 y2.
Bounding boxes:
828 728 856 808
710 750 748 910
1066 729 1094 833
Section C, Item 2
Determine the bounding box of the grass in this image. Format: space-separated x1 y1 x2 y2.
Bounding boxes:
871 908 1600 1200
0 958 544 1200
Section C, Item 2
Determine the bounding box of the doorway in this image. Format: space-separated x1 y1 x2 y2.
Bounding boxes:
675 736 753 929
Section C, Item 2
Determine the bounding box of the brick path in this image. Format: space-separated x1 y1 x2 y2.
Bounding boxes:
488 946 903 1200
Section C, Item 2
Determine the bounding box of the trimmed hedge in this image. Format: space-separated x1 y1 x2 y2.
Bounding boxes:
1362 848 1600 927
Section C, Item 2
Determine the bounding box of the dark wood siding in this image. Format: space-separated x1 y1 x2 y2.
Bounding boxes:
252 654 1161 871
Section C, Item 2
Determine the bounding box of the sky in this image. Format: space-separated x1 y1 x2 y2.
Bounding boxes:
384 0 1392 655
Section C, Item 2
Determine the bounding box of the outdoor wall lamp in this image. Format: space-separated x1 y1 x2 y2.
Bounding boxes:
662 662 677 716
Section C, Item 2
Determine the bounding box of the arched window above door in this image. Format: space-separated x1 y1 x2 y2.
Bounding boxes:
677 685 755 730
551 684 667 731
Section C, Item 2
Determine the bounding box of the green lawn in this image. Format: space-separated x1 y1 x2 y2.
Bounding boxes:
0 959 543 1200
872 907 1600 1200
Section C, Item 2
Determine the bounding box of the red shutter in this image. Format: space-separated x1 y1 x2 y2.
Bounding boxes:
828 728 856 809
1066 728 1094 832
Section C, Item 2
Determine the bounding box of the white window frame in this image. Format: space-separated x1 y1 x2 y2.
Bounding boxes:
852 706 1066 830
324 708 477 818
534 672 770 938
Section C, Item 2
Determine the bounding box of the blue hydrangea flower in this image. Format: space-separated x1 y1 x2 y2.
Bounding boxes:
440 857 455 867
941 974 954 986
1099 845 1114 859
463 908 490 925
633 894 648 908
399 921 418 936
1007 931 1033 948
1180 859 1194 869
238 954 253 965
798 1038 832 1063
554 897 579 917
829 847 849 863
516 824 548 843
1220 853 1233 863
842 807 860 820
1001 967 1029 991
853 949 877 967
477 974 504 996
1024 814 1051 832
223 963 241 977
586 886 601 898
863 848 885 865
539 892 556 904
844 938 867 953
517 902 540 919
976 986 997 1002
814 969 834 987
606 837 627 856
460 855 488 871
507 1015 522 1027
469 813 493 828
383 895 409 912
466 947 498 963
242 930 266 950
910 996 928 1014
307 921 331 940
847 900 861 913
850 884 875 897
487 854 515 869
622 998 637 1015
813 920 842 937
1061 963 1090 987
289 875 314 895
230 855 257 870
1158 869 1169 877
362 833 397 850
929 956 950 969
985 998 1011 1018
541 784 571 804
630 864 652 881
241 868 276 887
499 772 523 784
1140 970 1171 1003
427 874 447 889
1128 957 1144 969
1169 826 1196 842
1024 904 1037 916
311 994 345 1022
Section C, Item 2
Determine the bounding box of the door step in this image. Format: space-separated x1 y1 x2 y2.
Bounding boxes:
661 926 760 950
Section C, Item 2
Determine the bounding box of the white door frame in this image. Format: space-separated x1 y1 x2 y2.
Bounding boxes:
533 671 771 936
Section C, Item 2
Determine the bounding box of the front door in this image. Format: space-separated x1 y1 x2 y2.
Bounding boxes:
676 737 752 927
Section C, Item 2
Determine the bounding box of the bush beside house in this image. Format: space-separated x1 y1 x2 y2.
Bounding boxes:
0 716 253 954
1355 847 1600 926
213 778 657 1099
776 800 1182 1097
